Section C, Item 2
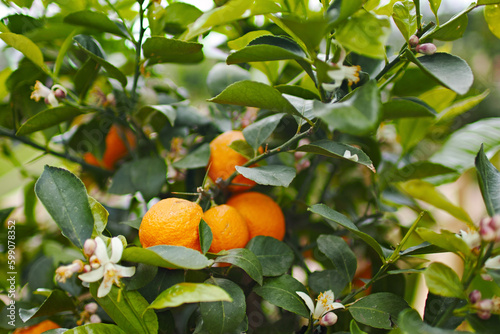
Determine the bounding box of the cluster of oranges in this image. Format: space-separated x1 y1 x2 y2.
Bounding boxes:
139 130 286 253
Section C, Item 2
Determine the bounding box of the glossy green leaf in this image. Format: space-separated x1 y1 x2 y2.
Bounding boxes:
35 166 94 248
209 80 309 122
437 90 489 123
308 269 349 297
64 10 127 37
296 139 376 172
229 140 255 159
243 113 285 150
90 284 158 334
475 145 500 216
399 180 474 226
16 106 85 136
313 80 382 136
335 11 391 59
327 0 364 27
253 274 309 318
199 219 212 255
64 324 127 334
309 204 385 261
383 97 436 119
429 0 442 21
430 10 468 41
173 143 210 169
485 5 500 40
246 236 294 277
149 283 232 309
0 32 46 71
142 37 203 65
424 262 465 298
200 278 246 334
317 234 357 282
19 289 74 322
89 196 108 236
391 162 457 182
139 105 176 126
122 246 211 270
349 292 409 329
235 165 296 187
215 248 263 285
405 51 473 95
392 0 417 41
227 30 272 50
416 227 471 256
350 320 368 334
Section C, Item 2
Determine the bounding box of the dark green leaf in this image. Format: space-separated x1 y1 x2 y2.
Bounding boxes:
149 283 232 309
235 165 296 187
74 35 105 58
0 207 14 225
35 166 94 248
74 58 99 100
393 0 417 41
64 10 127 37
382 98 436 120
475 145 500 216
16 107 85 136
246 236 294 277
253 274 309 318
327 0 364 27
123 263 158 291
200 278 246 334
416 228 470 256
199 219 212 254
399 308 471 334
424 262 465 298
308 269 348 297
139 105 176 126
143 37 203 65
243 113 285 150
19 289 74 322
274 85 321 100
90 284 158 334
405 51 473 95
317 234 357 282
391 162 457 182
313 80 382 135
173 143 210 169
64 323 127 333
122 246 212 270
0 32 47 71
215 248 263 285
350 320 368 334
424 292 467 330
349 292 410 329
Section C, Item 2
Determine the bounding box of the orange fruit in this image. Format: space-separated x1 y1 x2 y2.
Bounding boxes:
203 204 250 253
13 320 60 334
102 124 136 170
139 198 203 251
208 130 256 192
83 152 101 167
227 192 285 241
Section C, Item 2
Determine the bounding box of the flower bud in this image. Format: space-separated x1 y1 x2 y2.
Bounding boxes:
478 310 491 320
84 302 98 314
53 88 66 99
409 35 419 47
319 312 338 326
70 260 85 273
416 43 437 55
469 290 482 304
89 314 101 323
478 299 493 312
83 264 92 273
84 239 97 258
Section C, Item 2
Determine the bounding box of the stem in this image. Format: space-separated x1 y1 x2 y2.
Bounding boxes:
414 0 422 33
105 0 136 43
131 2 145 104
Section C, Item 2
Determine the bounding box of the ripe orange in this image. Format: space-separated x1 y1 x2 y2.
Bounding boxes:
203 204 250 253
227 192 285 241
13 320 60 334
139 198 203 251
208 130 256 192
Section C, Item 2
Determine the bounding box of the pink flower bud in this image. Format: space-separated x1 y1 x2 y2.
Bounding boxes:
478 310 491 320
478 299 493 312
84 239 97 258
84 302 98 314
53 88 66 99
416 43 437 55
469 290 482 304
70 260 85 273
89 314 101 323
83 264 92 273
319 312 338 326
409 35 419 47
480 217 498 242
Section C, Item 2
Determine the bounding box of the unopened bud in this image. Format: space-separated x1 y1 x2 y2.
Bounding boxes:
89 314 101 323
416 43 437 55
478 299 493 312
83 264 92 273
84 239 97 258
409 35 419 47
70 260 85 273
478 310 492 320
319 312 338 326
53 88 66 99
469 290 482 304
84 302 98 314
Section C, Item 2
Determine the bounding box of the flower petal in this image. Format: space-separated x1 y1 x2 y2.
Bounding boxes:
115 264 136 278
97 280 113 298
485 255 500 270
296 291 314 315
330 302 345 310
109 237 124 263
94 237 110 263
78 267 104 282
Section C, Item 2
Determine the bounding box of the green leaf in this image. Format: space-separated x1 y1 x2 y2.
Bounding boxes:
63 323 127 334
253 274 309 318
199 219 212 255
313 80 382 136
350 320 368 334
349 292 410 329
246 236 294 277
317 234 357 282
416 227 471 256
274 85 321 100
429 0 442 21
399 308 470 334
392 0 417 41
227 30 272 50
122 246 212 270
229 140 255 159
200 278 246 334
208 80 310 123
162 2 202 35
405 51 473 95
296 139 376 173
475 145 500 216
399 180 474 226
214 248 263 285
424 262 465 298
243 113 285 150
396 117 433 153
279 16 328 51
75 58 99 100
327 0 364 27
35 165 94 248
139 105 176 126
308 204 385 261
383 97 436 120
19 289 74 322
149 283 232 309
16 106 85 136
89 196 108 237
90 284 158 334
142 37 203 65
335 11 391 59
437 90 489 123
0 32 47 72
227 35 307 64
485 3 500 38
308 269 349 297
479 0 500 4
391 162 457 182
64 10 127 37
235 165 296 187
173 143 210 169
431 11 468 41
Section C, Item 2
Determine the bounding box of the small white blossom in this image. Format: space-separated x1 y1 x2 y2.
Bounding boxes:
458 229 481 249
55 260 84 283
322 46 361 92
30 80 67 107
343 150 359 162
296 290 344 323
485 255 500 270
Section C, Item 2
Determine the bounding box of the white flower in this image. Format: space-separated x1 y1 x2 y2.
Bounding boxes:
296 290 344 322
78 237 135 298
458 229 481 249
485 255 500 270
55 259 84 283
30 80 67 107
321 46 361 92
343 150 359 162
